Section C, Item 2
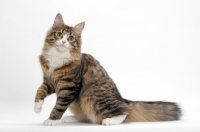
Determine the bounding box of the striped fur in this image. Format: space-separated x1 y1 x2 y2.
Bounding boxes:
34 13 181 125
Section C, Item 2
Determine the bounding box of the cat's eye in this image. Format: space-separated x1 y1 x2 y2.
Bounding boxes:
56 32 63 38
67 36 75 41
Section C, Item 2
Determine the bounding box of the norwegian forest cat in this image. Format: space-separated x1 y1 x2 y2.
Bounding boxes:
34 13 181 126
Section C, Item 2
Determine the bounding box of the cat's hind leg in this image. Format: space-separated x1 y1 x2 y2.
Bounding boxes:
80 95 131 125
62 101 88 123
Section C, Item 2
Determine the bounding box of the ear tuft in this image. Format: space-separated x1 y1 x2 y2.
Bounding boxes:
53 13 64 29
74 22 85 36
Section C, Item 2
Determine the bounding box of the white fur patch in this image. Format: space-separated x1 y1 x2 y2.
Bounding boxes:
102 115 127 125
43 46 73 73
44 119 60 126
61 115 78 123
34 100 44 114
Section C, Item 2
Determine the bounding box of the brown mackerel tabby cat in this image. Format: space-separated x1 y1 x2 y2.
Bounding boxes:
34 13 181 126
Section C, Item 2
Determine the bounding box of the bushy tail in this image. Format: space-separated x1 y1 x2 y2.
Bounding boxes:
124 99 181 122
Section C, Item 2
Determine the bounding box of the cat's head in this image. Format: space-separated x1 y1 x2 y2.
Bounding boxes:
43 13 85 58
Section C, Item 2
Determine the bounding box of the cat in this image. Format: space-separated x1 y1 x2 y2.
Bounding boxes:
34 13 181 126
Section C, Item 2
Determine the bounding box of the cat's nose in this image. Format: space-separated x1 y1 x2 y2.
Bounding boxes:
62 41 66 44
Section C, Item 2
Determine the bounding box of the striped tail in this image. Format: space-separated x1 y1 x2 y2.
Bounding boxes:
124 100 181 122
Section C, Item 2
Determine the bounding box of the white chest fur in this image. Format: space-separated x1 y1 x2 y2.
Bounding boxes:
43 47 73 73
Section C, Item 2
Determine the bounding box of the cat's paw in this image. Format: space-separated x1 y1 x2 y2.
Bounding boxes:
102 115 126 125
44 119 60 126
102 118 121 125
102 118 114 125
34 100 44 114
61 115 78 123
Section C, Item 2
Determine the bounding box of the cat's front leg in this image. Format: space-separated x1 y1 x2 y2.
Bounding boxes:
44 86 77 126
34 83 54 114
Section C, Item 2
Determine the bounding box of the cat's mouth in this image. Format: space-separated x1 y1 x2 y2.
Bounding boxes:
54 45 71 52
55 45 68 48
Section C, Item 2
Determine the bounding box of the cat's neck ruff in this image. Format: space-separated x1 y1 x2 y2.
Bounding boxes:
43 46 74 73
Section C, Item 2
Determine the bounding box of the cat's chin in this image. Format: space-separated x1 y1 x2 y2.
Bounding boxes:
55 46 70 52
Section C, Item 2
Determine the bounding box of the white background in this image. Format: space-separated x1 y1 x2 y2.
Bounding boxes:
0 0 200 131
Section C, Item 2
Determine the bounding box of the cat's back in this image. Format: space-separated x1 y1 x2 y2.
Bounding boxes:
81 53 100 67
81 53 110 78
80 53 113 90
81 53 104 75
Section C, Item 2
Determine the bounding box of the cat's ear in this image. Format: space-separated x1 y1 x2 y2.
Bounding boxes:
53 13 64 29
74 22 85 36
